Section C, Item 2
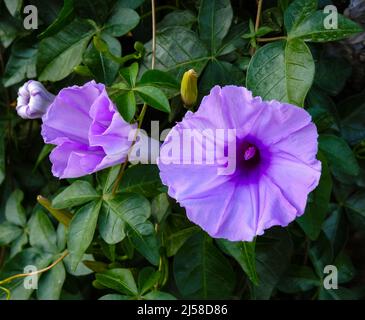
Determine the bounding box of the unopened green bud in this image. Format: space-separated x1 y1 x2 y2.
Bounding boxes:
180 69 198 108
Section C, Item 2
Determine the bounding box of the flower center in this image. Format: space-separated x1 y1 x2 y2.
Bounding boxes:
243 145 257 161
237 142 261 171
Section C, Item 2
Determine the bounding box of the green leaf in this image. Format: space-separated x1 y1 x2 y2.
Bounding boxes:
117 0 145 9
252 228 293 299
96 268 138 296
114 90 136 122
74 0 116 24
319 134 359 176
118 164 163 198
68 201 102 270
278 265 320 293
138 267 160 295
143 291 177 300
314 56 351 96
173 233 235 299
98 165 120 194
139 70 179 89
0 248 53 300
319 286 361 300
28 210 58 253
103 193 152 239
143 26 209 80
4 0 23 16
34 144 55 170
0 13 22 48
5 189 27 227
104 7 140 37
52 180 100 209
345 189 365 219
134 85 171 113
128 224 160 266
216 22 249 56
0 222 23 246
246 39 314 106
164 214 200 257
120 62 139 87
199 59 243 95
37 19 94 81
37 262 66 300
158 10 196 30
309 233 333 278
151 193 170 223
63 253 94 276
3 39 37 87
39 0 75 39
322 205 348 258
338 91 365 145
99 294 130 300
98 202 125 244
10 232 28 258
288 11 363 42
335 251 355 284
0 124 5 185
198 0 233 54
84 32 121 86
284 0 317 32
297 153 332 240
217 239 259 286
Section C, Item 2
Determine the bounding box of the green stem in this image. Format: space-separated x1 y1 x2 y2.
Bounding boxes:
111 0 157 195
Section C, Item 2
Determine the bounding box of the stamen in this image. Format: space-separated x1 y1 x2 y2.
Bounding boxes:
244 145 257 161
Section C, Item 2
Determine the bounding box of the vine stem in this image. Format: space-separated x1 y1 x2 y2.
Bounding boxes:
0 250 68 297
111 0 157 195
255 0 263 32
257 36 287 42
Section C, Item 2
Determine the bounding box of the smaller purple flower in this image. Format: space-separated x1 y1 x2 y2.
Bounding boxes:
41 81 137 179
16 80 55 119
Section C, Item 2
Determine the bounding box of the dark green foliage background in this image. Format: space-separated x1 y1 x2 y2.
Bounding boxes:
0 0 364 300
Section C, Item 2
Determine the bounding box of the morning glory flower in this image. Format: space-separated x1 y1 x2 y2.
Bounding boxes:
16 80 55 119
158 85 321 241
41 81 137 179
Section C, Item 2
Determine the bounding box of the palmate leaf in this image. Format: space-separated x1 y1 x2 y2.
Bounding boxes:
117 164 164 198
277 265 320 293
52 180 100 209
37 262 66 300
246 39 314 106
252 228 293 299
218 239 259 286
173 233 235 299
0 248 53 300
198 0 233 54
0 222 23 246
37 19 95 81
3 38 37 87
143 26 209 81
5 189 27 227
288 11 363 42
83 32 121 86
96 268 138 296
319 134 360 176
68 201 102 270
297 153 332 241
99 193 152 246
28 210 58 253
284 0 317 33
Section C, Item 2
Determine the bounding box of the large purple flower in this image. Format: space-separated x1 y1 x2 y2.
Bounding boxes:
42 81 136 178
158 86 321 241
